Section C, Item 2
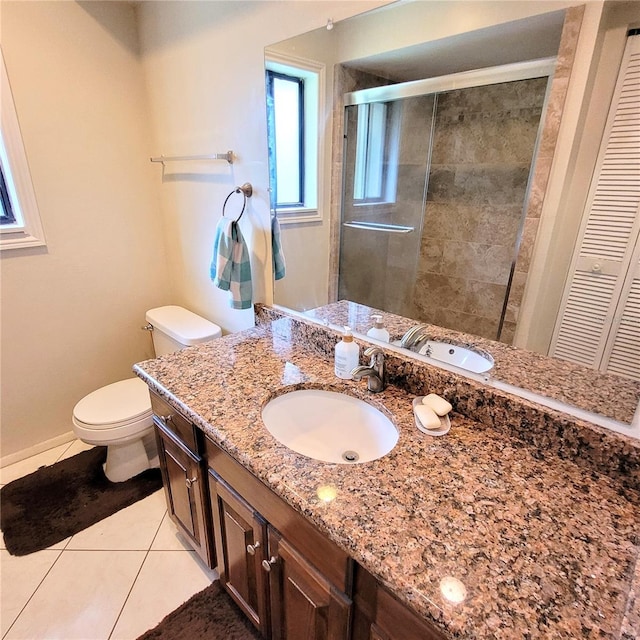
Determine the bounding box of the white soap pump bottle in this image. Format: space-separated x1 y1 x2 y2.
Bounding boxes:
335 326 360 379
366 314 390 343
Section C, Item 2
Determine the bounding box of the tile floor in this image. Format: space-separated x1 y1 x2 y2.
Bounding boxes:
0 439 218 640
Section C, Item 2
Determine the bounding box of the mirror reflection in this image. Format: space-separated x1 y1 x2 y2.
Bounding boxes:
264 1 640 426
339 70 550 343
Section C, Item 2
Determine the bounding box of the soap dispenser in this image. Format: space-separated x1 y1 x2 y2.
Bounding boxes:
366 315 390 343
335 326 360 379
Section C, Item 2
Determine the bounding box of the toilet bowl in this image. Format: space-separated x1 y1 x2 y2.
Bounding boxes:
72 378 156 482
72 306 222 482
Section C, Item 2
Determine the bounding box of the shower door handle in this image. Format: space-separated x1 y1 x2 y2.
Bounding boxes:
343 221 414 233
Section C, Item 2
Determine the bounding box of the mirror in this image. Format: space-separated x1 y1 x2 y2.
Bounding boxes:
264 1 640 430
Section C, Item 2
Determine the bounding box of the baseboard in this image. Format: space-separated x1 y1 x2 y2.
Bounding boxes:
1 431 76 468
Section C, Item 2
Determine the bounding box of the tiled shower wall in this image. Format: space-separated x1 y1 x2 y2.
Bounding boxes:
410 78 548 340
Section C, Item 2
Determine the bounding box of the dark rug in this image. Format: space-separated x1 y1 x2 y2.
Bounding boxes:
137 580 261 640
1 446 162 556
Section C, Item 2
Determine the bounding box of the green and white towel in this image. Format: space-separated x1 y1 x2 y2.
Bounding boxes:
210 218 252 310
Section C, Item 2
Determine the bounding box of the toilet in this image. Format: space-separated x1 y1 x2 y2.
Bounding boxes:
72 306 222 482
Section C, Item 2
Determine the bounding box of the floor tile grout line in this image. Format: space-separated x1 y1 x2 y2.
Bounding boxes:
106 509 168 640
1 547 65 640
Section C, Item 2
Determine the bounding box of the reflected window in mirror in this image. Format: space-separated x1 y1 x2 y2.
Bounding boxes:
265 55 322 222
353 102 399 204
266 70 304 207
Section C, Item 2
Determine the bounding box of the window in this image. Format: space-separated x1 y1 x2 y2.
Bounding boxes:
265 53 323 222
1 48 46 250
266 70 304 207
353 101 399 204
0 165 17 225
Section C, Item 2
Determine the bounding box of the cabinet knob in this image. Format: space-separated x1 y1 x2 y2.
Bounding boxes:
261 556 277 572
185 477 197 489
246 541 261 555
159 414 174 427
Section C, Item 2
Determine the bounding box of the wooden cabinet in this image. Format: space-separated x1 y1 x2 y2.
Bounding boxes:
149 388 446 640
352 565 445 640
151 392 214 569
206 436 352 640
209 470 270 636
268 527 351 640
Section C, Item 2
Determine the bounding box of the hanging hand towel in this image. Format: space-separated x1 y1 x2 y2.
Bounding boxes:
210 218 253 310
271 215 286 281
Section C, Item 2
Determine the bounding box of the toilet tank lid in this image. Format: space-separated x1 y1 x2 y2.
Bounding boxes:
146 306 222 345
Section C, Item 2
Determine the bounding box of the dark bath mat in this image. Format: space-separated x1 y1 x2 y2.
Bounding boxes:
136 579 261 640
1 446 162 556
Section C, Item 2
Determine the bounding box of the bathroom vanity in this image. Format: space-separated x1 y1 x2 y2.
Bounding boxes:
134 308 640 640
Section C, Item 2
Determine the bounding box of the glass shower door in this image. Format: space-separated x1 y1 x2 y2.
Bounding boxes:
339 94 436 317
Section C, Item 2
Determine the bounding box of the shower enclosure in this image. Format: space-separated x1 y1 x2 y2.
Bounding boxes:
338 62 552 343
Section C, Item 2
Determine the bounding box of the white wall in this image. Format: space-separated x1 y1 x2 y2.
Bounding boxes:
136 1 388 330
0 1 171 458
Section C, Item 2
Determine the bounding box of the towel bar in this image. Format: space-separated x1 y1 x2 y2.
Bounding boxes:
150 152 234 165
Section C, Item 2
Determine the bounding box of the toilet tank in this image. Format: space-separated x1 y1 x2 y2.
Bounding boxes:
145 306 222 356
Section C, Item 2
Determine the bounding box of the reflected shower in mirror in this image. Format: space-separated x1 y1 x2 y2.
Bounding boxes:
339 71 550 343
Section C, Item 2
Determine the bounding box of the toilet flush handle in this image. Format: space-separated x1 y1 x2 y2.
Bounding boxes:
141 323 154 331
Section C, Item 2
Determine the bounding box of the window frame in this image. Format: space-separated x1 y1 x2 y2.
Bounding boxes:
266 69 305 209
265 51 324 224
0 47 46 251
352 100 400 206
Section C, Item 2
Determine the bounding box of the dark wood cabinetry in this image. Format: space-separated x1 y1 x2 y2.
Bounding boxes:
149 388 445 640
209 470 270 636
206 436 352 640
151 392 214 569
267 527 351 640
352 565 445 640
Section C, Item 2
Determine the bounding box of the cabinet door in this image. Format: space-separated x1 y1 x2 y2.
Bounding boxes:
268 527 351 640
208 470 270 637
154 423 214 568
374 587 445 640
369 625 388 640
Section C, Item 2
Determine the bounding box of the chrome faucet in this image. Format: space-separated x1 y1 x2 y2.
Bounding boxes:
351 347 385 393
399 324 431 355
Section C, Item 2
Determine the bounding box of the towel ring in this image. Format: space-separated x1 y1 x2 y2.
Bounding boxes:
222 183 253 223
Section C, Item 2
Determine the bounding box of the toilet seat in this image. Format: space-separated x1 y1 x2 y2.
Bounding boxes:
72 378 153 445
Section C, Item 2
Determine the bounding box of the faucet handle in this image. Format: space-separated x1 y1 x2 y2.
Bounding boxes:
364 346 384 364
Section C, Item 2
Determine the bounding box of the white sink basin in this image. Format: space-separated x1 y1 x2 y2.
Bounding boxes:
261 389 398 464
418 341 493 373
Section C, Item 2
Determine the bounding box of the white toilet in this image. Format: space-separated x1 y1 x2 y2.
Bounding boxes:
72 305 222 482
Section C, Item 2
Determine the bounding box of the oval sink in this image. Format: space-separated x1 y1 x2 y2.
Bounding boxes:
418 341 493 373
261 389 398 464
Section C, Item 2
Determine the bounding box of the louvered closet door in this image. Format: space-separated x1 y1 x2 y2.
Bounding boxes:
552 34 640 380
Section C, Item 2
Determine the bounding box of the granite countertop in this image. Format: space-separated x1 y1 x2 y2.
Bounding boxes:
134 318 639 640
301 300 640 425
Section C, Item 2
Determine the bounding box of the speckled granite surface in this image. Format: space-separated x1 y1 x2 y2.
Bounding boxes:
289 300 640 425
135 314 639 640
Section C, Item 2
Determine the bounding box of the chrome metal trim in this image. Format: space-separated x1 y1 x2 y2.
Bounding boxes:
343 221 414 234
344 58 557 106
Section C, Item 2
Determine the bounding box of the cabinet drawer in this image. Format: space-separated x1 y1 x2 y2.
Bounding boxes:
150 390 198 452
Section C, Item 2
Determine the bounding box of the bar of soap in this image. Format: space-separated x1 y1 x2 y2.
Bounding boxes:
423 393 452 416
414 404 441 430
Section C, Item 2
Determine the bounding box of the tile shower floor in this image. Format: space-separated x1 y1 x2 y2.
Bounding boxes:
0 439 217 639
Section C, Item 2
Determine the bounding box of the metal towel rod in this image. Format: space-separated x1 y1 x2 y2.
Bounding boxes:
150 151 234 165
